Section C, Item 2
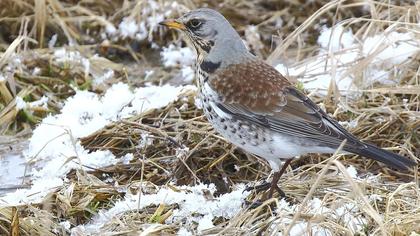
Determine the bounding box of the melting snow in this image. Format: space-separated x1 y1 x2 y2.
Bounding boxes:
317 25 355 51
276 25 420 95
181 66 195 82
104 0 182 42
48 34 58 49
118 18 139 38
71 184 250 234
1 15 414 235
271 198 367 235
14 96 27 110
161 44 195 83
0 154 27 195
120 153 134 165
15 95 49 111
346 165 358 179
362 31 418 65
93 69 114 85
161 44 195 67
0 82 196 206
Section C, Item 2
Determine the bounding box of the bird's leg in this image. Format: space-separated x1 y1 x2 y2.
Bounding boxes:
243 159 293 208
266 159 292 199
244 159 292 197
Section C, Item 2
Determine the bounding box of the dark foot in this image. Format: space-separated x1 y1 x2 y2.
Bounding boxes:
244 178 287 199
242 192 287 209
268 185 286 199
244 182 271 193
244 159 293 206
242 199 264 209
243 199 280 209
242 183 286 209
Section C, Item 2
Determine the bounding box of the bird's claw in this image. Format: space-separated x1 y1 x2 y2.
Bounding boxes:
244 182 286 199
243 182 287 209
244 182 271 193
242 199 264 209
270 185 286 199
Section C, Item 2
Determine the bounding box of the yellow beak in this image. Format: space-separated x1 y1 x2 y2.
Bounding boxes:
159 19 186 30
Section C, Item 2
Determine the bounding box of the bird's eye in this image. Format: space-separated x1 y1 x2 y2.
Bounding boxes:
187 19 202 29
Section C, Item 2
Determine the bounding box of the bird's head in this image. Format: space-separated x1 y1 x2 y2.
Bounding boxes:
160 8 251 64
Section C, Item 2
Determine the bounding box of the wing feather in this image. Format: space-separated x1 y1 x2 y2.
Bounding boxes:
209 60 363 149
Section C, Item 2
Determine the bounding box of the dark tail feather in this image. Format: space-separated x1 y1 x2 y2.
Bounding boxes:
351 143 416 170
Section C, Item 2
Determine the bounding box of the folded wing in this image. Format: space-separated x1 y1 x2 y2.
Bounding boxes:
209 59 416 170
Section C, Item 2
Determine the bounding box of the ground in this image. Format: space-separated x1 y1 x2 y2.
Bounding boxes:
0 0 419 235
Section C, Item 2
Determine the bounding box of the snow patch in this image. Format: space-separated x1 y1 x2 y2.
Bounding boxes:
104 0 183 42
120 153 134 165
0 83 196 206
271 198 367 235
362 32 417 65
15 95 48 111
53 48 90 76
346 165 358 179
318 25 355 51
15 96 27 110
59 221 71 231
181 66 195 82
160 44 196 82
48 34 58 49
71 184 250 234
177 227 193 236
0 154 27 194
276 26 420 96
161 44 195 68
118 18 139 38
32 67 41 75
93 69 114 85
29 96 49 109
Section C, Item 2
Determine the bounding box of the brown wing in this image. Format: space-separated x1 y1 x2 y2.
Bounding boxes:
209 60 363 149
209 60 289 113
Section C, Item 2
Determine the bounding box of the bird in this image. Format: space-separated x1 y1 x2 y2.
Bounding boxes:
159 8 416 199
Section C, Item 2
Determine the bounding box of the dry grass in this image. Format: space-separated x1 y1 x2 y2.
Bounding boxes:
0 0 419 235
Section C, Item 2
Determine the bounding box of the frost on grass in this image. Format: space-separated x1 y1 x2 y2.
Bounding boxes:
71 184 250 234
103 0 186 42
15 96 49 111
50 47 122 86
92 69 114 85
0 53 24 86
53 48 90 75
0 83 196 206
14 96 27 110
275 24 420 95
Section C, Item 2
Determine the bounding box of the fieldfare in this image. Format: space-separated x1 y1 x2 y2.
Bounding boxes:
160 8 416 198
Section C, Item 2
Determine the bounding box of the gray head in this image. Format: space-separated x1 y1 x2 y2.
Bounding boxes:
160 8 253 67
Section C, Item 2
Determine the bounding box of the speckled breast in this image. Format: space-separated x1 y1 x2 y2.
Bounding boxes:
196 65 273 155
